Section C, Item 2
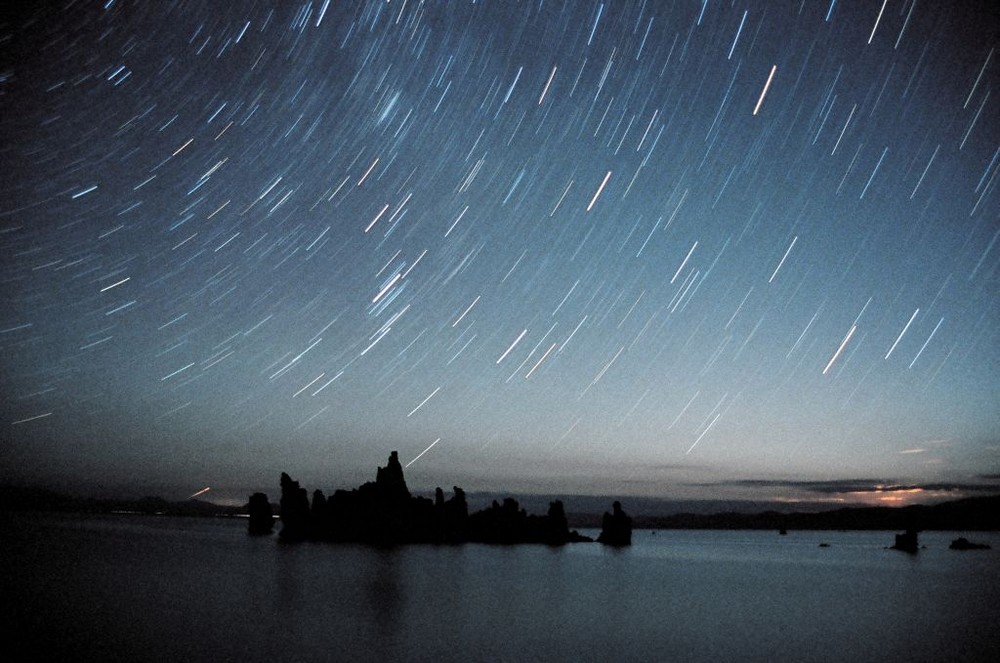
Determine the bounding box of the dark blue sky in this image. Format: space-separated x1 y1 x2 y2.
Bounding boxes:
2 1 998 505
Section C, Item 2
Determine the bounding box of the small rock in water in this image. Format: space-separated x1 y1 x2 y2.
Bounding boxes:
949 537 991 550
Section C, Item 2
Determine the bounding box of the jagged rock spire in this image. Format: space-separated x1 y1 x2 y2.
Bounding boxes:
279 472 310 541
375 450 410 501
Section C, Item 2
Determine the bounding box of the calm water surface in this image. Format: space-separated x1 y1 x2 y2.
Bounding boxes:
3 512 997 662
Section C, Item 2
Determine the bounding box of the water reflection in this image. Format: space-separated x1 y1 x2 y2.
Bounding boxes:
13 517 992 663
274 542 306 611
367 549 404 637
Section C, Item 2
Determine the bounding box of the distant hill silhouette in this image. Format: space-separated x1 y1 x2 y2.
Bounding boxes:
0 485 247 517
634 494 1000 531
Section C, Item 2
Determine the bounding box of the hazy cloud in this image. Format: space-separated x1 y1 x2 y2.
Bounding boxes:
696 478 1000 494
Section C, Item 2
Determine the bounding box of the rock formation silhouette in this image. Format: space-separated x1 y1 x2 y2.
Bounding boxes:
275 451 597 545
278 472 311 541
949 537 991 550
247 492 273 536
890 528 919 553
376 450 410 501
439 486 469 543
309 489 327 539
597 500 633 546
546 500 570 545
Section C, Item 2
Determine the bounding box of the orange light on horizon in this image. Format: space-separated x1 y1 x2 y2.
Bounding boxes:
829 486 937 506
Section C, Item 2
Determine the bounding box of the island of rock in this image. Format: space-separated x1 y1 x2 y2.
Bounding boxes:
890 528 919 553
597 500 633 546
251 451 632 546
949 537 991 550
247 492 274 536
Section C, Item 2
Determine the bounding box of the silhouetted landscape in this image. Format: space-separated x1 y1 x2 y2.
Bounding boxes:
3 465 998 535
266 451 609 545
4 2 999 660
630 494 1000 532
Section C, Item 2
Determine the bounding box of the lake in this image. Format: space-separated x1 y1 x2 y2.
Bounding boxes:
2 512 997 662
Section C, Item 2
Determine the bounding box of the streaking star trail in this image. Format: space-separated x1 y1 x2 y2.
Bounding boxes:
1 0 997 503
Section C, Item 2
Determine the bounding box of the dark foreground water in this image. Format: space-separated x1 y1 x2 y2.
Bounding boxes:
3 512 998 662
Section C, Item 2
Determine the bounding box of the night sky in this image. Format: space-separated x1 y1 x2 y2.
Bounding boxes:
2 1 998 505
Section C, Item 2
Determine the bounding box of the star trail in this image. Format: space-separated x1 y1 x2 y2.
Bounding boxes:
1 1 997 503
